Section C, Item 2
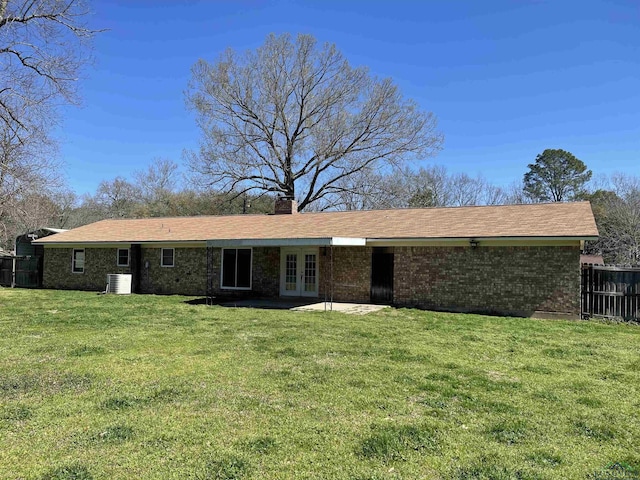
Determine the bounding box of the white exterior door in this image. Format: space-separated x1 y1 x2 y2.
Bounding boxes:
280 248 319 297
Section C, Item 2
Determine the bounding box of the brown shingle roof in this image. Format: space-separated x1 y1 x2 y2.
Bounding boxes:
580 254 604 265
35 202 598 244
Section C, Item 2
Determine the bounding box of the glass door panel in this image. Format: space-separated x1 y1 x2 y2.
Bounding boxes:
303 253 317 294
285 253 298 292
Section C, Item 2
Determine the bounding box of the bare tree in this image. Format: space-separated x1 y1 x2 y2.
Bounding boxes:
0 0 98 140
134 158 179 202
500 180 533 205
0 1 99 245
0 123 58 213
0 120 63 245
327 165 510 211
447 173 487 206
50 188 77 228
406 167 507 208
62 192 107 227
94 177 140 219
581 174 640 265
406 166 450 207
319 167 405 211
590 174 640 265
0 188 71 249
322 166 450 211
131 158 180 217
186 33 443 211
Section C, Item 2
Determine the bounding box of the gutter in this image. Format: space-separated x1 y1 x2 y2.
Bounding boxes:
366 236 599 244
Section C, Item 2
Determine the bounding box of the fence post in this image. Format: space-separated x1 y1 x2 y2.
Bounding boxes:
11 256 16 288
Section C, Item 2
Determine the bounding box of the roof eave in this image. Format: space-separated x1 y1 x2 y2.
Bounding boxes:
36 235 599 246
366 235 599 244
34 239 208 246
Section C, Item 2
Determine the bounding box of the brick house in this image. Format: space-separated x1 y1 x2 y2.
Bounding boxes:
34 200 598 318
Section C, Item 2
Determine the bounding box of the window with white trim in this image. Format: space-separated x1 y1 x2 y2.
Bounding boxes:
161 248 174 267
117 248 130 267
221 248 252 289
72 249 85 273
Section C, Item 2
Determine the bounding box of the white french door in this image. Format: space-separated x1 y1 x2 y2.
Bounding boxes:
280 248 319 297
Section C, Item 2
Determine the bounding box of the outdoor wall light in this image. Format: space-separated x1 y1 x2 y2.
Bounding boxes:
469 239 479 249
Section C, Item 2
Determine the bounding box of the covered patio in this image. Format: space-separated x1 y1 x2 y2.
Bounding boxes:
205 237 368 305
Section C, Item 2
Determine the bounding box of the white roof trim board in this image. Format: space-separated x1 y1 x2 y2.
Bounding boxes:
206 237 367 247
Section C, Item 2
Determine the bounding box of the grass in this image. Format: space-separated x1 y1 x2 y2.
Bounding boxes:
0 289 639 479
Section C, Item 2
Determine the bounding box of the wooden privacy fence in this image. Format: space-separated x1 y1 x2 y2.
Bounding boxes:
0 256 43 288
15 256 42 288
0 257 12 286
581 265 640 321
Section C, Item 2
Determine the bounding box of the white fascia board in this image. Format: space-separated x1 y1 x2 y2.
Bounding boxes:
206 237 366 247
330 237 367 246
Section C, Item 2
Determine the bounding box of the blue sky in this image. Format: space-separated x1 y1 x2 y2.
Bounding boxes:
59 0 640 195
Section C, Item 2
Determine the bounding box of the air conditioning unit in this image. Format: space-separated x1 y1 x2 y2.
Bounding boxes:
106 274 132 294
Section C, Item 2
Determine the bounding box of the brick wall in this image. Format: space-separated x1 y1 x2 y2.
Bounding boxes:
208 247 280 298
139 247 207 296
319 247 372 303
393 246 581 316
43 247 131 291
43 244 581 316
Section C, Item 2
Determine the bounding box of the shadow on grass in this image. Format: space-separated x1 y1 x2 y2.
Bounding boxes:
90 424 134 444
0 372 93 398
357 423 438 462
99 385 187 411
1 403 31 421
453 462 539 480
196 454 251 480
486 419 529 445
39 464 93 480
589 460 640 479
184 297 321 310
240 436 278 455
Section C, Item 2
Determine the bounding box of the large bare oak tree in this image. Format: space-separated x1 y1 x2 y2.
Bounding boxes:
186 33 443 211
0 1 98 245
0 0 97 138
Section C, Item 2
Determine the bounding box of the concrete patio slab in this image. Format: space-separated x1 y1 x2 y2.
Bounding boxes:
216 298 388 315
291 302 387 315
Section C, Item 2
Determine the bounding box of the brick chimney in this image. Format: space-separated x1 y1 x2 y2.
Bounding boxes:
274 197 298 215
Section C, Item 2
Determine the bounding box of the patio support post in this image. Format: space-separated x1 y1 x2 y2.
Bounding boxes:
206 246 214 305
330 245 334 311
324 250 327 311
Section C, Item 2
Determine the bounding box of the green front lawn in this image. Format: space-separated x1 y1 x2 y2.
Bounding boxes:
0 289 638 479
